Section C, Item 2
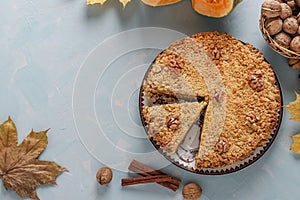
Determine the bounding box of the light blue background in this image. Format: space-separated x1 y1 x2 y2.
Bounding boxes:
1 0 300 199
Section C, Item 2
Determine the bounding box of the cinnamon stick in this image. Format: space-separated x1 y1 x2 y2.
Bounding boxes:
121 175 172 186
127 160 181 191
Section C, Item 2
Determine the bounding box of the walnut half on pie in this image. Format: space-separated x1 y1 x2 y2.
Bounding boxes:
140 32 281 170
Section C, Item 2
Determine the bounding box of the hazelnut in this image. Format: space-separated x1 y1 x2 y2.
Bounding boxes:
286 1 297 11
290 36 300 52
280 3 292 19
182 183 202 200
298 26 300 34
283 17 298 34
261 0 282 18
265 17 283 35
96 167 113 186
274 32 291 48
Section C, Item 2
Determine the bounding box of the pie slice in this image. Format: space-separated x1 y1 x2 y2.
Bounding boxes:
142 50 209 100
142 101 207 154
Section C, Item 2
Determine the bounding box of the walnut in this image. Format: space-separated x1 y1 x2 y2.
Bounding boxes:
167 58 184 71
182 183 202 200
265 17 283 35
295 0 300 7
286 1 297 11
280 3 292 19
96 167 113 186
283 17 298 34
261 0 282 18
290 36 300 52
208 44 221 60
211 88 224 103
296 13 300 24
246 111 260 130
166 114 180 130
274 32 291 48
246 111 259 124
215 137 230 153
291 62 300 69
246 70 265 91
288 58 300 65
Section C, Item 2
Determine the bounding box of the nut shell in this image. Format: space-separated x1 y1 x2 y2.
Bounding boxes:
96 167 113 186
274 32 291 48
283 17 298 34
262 0 282 18
291 62 300 69
296 13 300 24
290 36 300 52
265 17 283 35
288 58 300 65
182 183 202 200
295 0 300 7
280 3 292 19
286 1 297 11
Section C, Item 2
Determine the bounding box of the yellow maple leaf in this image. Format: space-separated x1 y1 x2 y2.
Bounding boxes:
87 0 107 5
86 0 131 6
291 133 300 154
285 92 300 122
119 0 131 7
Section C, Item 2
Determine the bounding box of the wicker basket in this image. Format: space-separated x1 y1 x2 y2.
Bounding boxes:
259 15 300 59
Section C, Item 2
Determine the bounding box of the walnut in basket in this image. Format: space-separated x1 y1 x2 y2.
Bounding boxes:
260 0 300 59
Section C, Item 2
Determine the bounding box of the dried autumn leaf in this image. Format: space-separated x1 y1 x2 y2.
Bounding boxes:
119 0 131 7
87 0 107 5
0 117 67 200
291 133 300 154
285 92 300 122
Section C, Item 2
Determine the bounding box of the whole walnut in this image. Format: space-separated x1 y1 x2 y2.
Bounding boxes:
261 0 282 18
295 0 300 7
274 32 291 48
283 17 298 34
290 36 300 52
280 3 292 19
288 58 300 66
288 58 300 69
297 13 300 24
265 17 283 35
286 1 297 11
291 62 300 69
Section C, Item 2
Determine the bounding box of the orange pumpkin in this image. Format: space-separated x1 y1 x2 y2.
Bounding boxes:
192 0 242 18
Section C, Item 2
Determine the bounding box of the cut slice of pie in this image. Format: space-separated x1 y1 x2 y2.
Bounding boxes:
142 50 209 100
142 101 207 154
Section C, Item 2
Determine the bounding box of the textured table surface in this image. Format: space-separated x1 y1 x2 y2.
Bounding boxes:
1 0 300 200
